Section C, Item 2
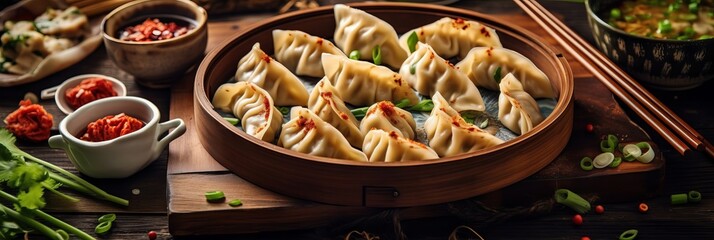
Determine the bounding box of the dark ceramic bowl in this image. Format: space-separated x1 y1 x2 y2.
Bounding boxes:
585 0 714 90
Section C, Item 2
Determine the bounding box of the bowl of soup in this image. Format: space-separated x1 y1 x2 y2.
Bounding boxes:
585 0 714 90
101 0 208 88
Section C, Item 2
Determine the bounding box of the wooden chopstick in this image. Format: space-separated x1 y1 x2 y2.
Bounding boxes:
521 0 709 153
513 0 699 156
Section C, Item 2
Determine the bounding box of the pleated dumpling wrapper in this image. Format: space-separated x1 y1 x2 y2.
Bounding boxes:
456 46 555 99
400 42 485 112
424 92 504 157
322 53 419 107
212 81 283 142
363 129 439 162
235 42 309 106
333 4 407 69
498 73 544 135
398 17 501 59
278 107 368 161
360 101 417 140
308 77 363 148
272 29 346 77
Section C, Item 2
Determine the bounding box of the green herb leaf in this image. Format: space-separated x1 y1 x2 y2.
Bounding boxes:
407 31 419 53
278 106 290 116
228 199 243 207
479 119 489 129
394 99 412 109
461 112 476 124
493 66 503 83
98 213 116 223
349 50 360 60
222 117 240 126
372 45 382 65
17 184 46 210
408 99 434 112
351 107 370 120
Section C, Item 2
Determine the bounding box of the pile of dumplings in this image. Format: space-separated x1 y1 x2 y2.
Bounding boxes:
212 4 556 163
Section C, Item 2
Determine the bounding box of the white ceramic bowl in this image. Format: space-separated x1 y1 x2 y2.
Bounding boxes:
41 74 126 115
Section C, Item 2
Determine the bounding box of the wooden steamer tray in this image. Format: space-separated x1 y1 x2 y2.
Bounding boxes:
167 3 664 236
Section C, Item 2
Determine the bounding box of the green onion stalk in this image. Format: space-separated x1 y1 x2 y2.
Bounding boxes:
554 189 591 213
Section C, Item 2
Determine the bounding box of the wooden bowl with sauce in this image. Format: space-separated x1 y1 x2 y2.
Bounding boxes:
194 2 574 207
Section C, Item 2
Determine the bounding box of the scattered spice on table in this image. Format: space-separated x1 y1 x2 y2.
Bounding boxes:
3 99 53 142
638 203 649 213
65 77 118 109
595 204 605 214
80 113 144 142
572 214 583 226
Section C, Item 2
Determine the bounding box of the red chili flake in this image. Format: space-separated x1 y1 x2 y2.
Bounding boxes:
467 127 475 132
3 100 54 142
429 52 435 60
261 53 271 63
585 123 594 133
638 203 649 213
388 131 399 139
80 113 144 142
118 18 192 42
296 116 315 133
321 91 333 98
393 76 403 86
65 77 118 109
262 97 271 119
486 47 493 57
147 230 157 240
339 113 349 120
407 138 428 149
378 101 396 117
581 236 591 240
572 214 583 226
595 205 605 214
480 27 491 37
454 18 465 24
316 38 323 45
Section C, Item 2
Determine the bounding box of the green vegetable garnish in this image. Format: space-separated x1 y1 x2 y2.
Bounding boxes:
394 99 411 108
580 157 594 171
493 66 503 83
461 112 477 124
657 19 672 33
98 214 116 223
554 189 591 213
410 63 416 75
94 221 112 235
205 190 226 203
349 50 360 60
372 45 382 65
689 2 699 13
609 157 622 168
600 134 619 153
222 117 239 126
699 35 714 39
228 199 243 207
351 106 369 120
678 13 698 21
479 119 489 129
408 99 434 112
619 229 638 240
407 31 419 53
278 106 290 116
624 15 636 22
610 8 622 19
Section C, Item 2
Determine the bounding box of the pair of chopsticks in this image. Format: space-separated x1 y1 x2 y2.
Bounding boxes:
513 0 714 158
64 0 133 17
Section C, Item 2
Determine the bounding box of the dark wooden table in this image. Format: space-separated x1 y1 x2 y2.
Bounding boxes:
1 0 713 239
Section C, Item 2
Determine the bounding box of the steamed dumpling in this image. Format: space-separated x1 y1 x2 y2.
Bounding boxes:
272 29 345 77
399 42 484 112
360 101 416 139
322 53 419 107
424 92 504 157
278 107 367 161
398 17 501 59
333 4 407 69
308 77 363 148
362 129 439 162
498 73 544 135
212 82 283 142
456 46 555 99
235 43 309 106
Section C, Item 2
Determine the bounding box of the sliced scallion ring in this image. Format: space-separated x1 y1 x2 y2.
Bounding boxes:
600 134 619 153
94 221 112 235
609 157 622 168
622 144 642 162
372 45 382 65
98 213 116 223
349 50 360 60
580 157 594 171
619 229 638 240
635 142 655 163
688 191 702 203
228 199 243 207
205 190 226 203
593 152 615 168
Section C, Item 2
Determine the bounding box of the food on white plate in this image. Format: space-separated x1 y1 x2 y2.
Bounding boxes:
1 6 89 74
278 107 367 161
80 113 144 142
272 29 346 77
398 17 501 59
308 77 363 148
399 42 485 112
65 77 118 109
321 53 419 107
212 81 283 142
333 4 407 69
362 129 439 162
424 92 504 157
235 42 309 106
360 101 417 140
456 46 555 99
498 73 544 135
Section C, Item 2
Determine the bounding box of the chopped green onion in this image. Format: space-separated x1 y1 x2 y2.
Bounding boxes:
408 99 434 112
593 152 615 168
600 134 619 153
407 31 419 53
635 142 655 163
619 229 638 240
554 189 591 214
278 106 290 116
228 199 243 207
479 119 489 129
678 13 698 21
610 8 622 19
580 157 594 171
94 221 112 235
688 191 702 203
351 106 369 119
493 66 502 83
684 27 696 37
624 15 636 22
689 2 699 13
349 50 360 60
698 35 714 40
461 112 476 124
667 3 679 13
637 13 652 20
372 45 382 65
671 193 688 205
223 117 239 126
394 99 412 108
410 63 417 74
609 157 622 168
98 213 116 223
622 144 642 162
205 190 226 203
657 19 672 33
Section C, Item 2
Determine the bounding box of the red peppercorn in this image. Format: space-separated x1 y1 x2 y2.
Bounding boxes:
581 236 591 240
585 123 594 133
147 230 157 240
572 214 583 225
638 203 649 213
595 205 605 214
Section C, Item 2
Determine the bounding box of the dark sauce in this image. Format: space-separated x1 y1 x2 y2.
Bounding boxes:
117 15 196 42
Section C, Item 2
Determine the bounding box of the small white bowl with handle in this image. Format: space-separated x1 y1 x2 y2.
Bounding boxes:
48 96 185 178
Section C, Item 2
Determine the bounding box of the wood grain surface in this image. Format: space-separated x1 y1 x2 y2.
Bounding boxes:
0 1 712 240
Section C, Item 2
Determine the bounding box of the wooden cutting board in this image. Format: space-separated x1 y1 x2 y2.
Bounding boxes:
166 14 664 237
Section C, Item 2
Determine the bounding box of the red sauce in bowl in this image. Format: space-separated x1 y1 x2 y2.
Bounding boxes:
80 113 144 142
118 17 192 42
65 77 118 109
